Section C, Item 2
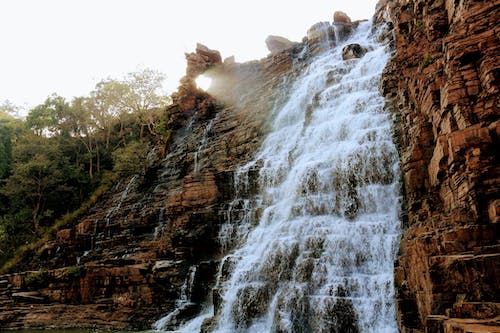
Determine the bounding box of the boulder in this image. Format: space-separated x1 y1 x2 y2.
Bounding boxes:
265 35 296 54
307 22 333 41
333 11 351 24
342 43 368 60
332 11 353 41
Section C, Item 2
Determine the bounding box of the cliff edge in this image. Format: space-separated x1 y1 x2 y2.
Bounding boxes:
380 0 499 331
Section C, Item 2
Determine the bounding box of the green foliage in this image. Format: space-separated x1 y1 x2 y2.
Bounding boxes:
0 105 24 181
415 19 424 31
0 124 12 179
421 55 434 69
0 68 171 273
26 94 71 136
2 133 82 231
112 140 149 176
24 269 49 290
64 266 83 280
0 171 118 274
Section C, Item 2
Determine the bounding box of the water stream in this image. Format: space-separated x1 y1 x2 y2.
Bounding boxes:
157 19 400 333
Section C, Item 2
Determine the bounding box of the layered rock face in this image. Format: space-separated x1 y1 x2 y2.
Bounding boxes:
1 2 498 332
0 39 309 329
380 0 499 331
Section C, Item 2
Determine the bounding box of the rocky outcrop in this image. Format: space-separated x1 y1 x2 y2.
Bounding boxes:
380 0 499 331
333 10 353 40
0 29 312 330
306 22 336 55
265 35 297 54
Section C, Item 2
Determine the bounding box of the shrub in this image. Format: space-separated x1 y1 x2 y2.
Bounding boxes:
64 266 83 280
24 269 48 290
421 55 433 69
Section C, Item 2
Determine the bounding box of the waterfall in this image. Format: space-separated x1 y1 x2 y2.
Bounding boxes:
157 19 400 333
213 21 399 333
194 114 219 174
154 266 200 331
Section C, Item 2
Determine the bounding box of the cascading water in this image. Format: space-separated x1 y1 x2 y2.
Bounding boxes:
155 266 200 330
157 19 400 333
194 114 220 174
212 21 400 333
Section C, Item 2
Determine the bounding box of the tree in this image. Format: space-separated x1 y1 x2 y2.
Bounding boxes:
0 115 14 179
0 100 22 119
112 140 149 177
89 69 170 144
89 79 130 149
26 94 70 136
2 134 78 232
0 103 25 180
66 97 99 179
123 68 170 139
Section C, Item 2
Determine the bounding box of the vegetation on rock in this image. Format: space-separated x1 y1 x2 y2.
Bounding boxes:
0 68 170 270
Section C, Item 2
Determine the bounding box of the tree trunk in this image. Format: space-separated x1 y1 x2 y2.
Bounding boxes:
96 137 101 175
87 135 93 179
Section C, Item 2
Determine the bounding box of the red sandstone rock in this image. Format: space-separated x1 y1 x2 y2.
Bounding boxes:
0 26 301 330
380 0 500 331
333 11 352 24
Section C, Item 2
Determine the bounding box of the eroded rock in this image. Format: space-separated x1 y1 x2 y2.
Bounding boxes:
265 35 296 54
380 0 500 331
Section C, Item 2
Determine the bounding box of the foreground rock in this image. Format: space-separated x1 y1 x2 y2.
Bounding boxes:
380 0 500 331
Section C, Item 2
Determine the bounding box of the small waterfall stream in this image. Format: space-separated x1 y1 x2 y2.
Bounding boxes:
157 20 400 333
194 114 220 174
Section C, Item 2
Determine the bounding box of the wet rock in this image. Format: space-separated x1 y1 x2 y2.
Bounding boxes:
332 11 353 41
232 283 270 329
307 22 336 55
0 20 302 330
342 43 368 60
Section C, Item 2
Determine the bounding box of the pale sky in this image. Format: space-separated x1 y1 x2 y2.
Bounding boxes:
0 0 379 110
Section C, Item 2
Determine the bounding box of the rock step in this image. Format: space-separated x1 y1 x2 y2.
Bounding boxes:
444 318 500 333
11 291 46 303
427 315 500 333
473 243 500 255
447 302 500 320
429 253 499 301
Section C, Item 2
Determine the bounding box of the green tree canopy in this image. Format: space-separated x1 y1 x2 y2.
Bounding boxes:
2 133 80 232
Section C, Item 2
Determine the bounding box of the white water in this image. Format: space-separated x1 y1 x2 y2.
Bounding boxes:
156 20 400 333
212 21 400 333
154 266 199 331
194 114 219 173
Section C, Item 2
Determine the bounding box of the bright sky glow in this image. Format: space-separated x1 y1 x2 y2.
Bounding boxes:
195 75 212 91
0 0 379 110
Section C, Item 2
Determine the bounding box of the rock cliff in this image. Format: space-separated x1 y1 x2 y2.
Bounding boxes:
379 0 499 331
0 39 308 329
0 1 498 332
